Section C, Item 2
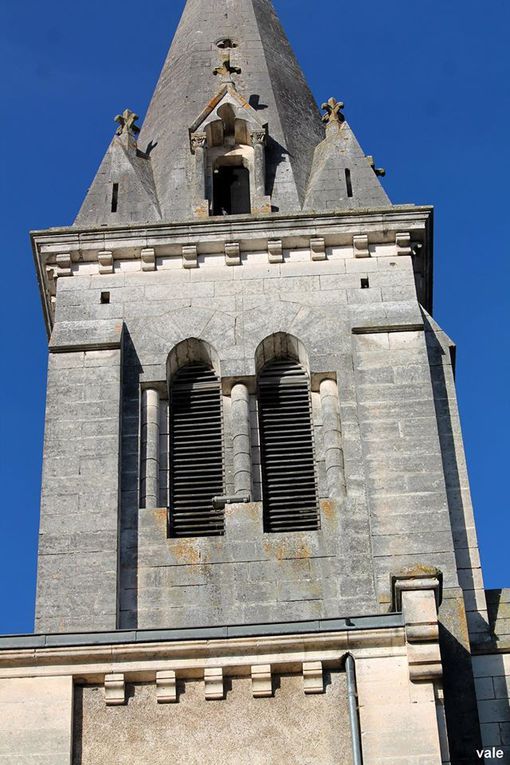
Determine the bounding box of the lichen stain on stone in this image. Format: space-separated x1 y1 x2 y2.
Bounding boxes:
263 538 311 561
173 539 201 565
152 508 168 533
321 499 335 521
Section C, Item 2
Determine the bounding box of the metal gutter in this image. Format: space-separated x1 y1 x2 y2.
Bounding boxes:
0 613 403 651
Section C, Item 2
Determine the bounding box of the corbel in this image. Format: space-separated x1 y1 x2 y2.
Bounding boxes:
55 253 72 278
353 235 370 258
225 242 241 267
392 566 443 683
204 667 224 700
156 670 177 703
303 661 324 694
98 250 114 275
310 237 326 261
141 247 156 272
251 664 273 697
267 239 283 264
182 244 198 269
395 232 412 257
104 673 125 705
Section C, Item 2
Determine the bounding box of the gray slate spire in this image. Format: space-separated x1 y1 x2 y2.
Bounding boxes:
137 0 324 220
74 0 391 225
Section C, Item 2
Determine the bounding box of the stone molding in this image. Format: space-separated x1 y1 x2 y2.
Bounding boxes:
31 205 432 333
396 232 412 256
353 234 370 258
97 250 114 275
303 661 324 694
251 664 272 697
310 237 326 261
182 244 198 269
225 242 241 266
267 239 283 264
156 670 177 703
204 667 224 700
0 626 405 682
104 672 125 705
140 247 156 271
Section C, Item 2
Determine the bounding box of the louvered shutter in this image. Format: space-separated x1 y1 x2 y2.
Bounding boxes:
258 359 319 532
169 364 225 537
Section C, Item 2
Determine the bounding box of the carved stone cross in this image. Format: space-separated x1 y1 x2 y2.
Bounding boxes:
115 109 140 136
321 98 345 125
213 53 241 79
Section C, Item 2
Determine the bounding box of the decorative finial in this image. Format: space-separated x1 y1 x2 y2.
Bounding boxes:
115 109 140 137
321 98 345 125
213 52 241 80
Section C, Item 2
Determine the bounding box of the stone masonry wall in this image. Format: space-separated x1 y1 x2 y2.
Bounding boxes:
36 347 122 633
36 245 475 637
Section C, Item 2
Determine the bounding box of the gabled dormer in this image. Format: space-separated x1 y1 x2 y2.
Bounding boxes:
189 83 271 217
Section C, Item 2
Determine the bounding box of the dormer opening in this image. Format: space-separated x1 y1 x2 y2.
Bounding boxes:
213 160 251 215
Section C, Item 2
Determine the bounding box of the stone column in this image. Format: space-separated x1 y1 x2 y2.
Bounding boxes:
142 388 160 509
191 132 207 205
251 130 267 199
231 382 252 497
319 378 345 498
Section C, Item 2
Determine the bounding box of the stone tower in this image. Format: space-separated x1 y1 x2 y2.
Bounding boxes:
1 1 508 763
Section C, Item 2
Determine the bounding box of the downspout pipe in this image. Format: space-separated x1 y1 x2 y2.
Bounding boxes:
345 653 363 765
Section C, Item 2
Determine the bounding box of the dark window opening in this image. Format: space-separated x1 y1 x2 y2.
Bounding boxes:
169 364 225 537
213 165 251 216
345 169 353 198
258 359 319 533
100 291 110 304
361 278 369 289
111 183 119 213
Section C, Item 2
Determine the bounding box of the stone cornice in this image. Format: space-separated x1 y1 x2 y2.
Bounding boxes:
31 205 433 336
0 626 405 682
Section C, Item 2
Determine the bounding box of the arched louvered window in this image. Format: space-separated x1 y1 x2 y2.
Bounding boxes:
258 359 319 533
169 363 225 537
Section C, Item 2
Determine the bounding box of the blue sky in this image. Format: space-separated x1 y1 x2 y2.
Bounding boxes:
0 0 509 634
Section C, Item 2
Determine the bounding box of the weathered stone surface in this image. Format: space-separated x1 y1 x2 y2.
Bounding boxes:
0 676 73 764
73 674 353 765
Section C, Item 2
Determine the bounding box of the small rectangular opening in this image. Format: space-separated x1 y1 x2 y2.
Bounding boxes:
111 183 119 213
100 291 110 304
361 277 369 289
345 169 353 198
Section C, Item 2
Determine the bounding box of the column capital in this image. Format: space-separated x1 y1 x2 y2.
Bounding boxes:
391 565 443 612
250 128 267 145
190 131 207 153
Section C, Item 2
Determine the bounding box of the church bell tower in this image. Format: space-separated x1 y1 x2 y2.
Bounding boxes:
1 1 508 763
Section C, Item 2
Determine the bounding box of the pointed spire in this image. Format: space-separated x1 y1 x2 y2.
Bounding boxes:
304 99 391 211
137 0 324 220
74 111 160 226
74 1 392 225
